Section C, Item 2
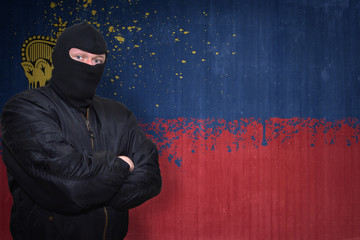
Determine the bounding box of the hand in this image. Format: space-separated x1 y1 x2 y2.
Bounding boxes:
118 156 135 172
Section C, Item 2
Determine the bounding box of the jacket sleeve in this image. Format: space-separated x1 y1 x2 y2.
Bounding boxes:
1 95 131 214
109 111 162 210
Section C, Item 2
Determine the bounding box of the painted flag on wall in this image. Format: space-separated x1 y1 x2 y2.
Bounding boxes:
1 0 360 239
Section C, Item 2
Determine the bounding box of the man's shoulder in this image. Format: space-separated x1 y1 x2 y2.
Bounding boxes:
93 95 130 114
6 86 53 102
3 86 56 111
92 96 138 124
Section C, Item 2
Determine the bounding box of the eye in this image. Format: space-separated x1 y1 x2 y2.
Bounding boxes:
75 55 83 60
93 59 104 65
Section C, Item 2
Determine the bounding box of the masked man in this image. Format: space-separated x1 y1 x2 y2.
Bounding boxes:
1 22 162 240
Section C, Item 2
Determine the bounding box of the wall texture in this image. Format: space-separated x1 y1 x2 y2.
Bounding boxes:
1 0 360 239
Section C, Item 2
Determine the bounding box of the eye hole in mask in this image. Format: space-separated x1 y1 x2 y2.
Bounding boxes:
69 48 106 66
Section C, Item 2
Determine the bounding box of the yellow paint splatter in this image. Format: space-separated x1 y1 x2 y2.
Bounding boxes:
109 26 114 32
181 60 187 63
192 51 196 54
145 12 150 17
83 0 92 8
183 31 189 34
139 65 142 68
215 52 219 55
201 59 206 62
134 45 139 48
179 29 183 32
180 76 183 79
156 104 159 107
175 38 180 42
233 34 236 37
92 10 97 15
50 2 56 8
232 52 236 55
114 92 117 95
115 76 119 79
207 42 210 44
115 36 125 43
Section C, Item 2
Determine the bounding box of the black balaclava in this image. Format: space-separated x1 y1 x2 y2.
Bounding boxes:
49 22 107 114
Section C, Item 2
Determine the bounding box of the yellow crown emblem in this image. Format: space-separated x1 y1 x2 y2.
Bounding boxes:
21 18 67 89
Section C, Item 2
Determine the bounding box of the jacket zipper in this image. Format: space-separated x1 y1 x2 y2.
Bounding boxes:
83 108 94 149
83 108 109 240
103 207 109 240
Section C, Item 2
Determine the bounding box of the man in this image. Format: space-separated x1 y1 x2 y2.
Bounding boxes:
1 22 162 240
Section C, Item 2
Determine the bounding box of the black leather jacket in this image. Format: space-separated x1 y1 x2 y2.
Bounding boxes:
1 85 162 240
